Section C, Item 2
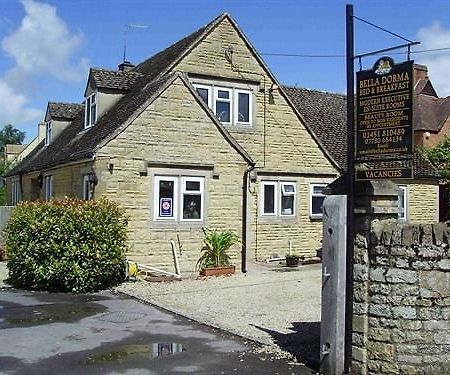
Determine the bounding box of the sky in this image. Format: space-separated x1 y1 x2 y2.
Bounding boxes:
2 0 450 142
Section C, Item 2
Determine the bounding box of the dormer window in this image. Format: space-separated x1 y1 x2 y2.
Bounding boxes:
45 120 52 146
85 92 97 128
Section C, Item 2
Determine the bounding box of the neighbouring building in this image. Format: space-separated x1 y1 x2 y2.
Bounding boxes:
5 13 440 273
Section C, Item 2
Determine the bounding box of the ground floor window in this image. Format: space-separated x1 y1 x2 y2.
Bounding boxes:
398 185 407 221
83 175 94 200
154 176 204 222
310 183 327 218
260 181 296 217
44 175 53 201
11 180 21 205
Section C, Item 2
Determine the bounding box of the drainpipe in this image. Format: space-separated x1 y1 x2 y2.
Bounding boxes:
242 163 256 273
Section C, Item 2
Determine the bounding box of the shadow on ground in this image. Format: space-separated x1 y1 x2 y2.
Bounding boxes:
253 321 320 372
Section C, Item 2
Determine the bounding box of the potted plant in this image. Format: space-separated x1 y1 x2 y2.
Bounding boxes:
197 228 238 276
285 254 301 267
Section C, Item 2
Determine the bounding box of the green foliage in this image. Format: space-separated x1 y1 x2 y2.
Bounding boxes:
0 124 25 154
196 228 239 269
422 137 450 180
0 161 10 205
4 198 128 293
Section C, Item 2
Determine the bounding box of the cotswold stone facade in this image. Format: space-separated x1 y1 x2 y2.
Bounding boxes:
352 221 450 374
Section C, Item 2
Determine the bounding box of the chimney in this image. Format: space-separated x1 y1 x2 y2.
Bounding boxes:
118 60 135 72
414 64 428 83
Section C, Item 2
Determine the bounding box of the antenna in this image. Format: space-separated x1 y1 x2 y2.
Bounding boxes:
123 24 148 62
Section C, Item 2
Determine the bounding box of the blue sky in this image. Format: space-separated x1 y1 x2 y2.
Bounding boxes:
2 0 450 142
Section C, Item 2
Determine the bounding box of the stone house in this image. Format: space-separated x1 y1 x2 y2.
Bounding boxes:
5 13 341 272
4 13 440 272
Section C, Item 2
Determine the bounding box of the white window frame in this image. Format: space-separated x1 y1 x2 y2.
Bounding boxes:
234 89 252 126
398 185 408 221
154 176 205 222
214 87 232 125
280 182 296 216
84 92 97 128
193 84 212 107
83 175 93 200
181 177 204 222
44 175 53 201
310 183 327 218
11 180 21 206
45 120 52 146
260 181 278 217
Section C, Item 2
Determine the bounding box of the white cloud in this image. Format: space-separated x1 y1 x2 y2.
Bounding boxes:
2 0 88 82
0 0 89 136
0 80 42 125
416 21 450 97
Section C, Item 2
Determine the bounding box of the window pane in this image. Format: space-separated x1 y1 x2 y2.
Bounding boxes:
196 88 209 105
313 185 324 195
217 90 229 99
91 104 96 125
398 188 405 219
159 180 174 217
237 92 250 122
264 184 275 214
183 194 201 219
283 184 295 193
312 196 325 215
186 181 200 191
216 101 230 122
281 195 294 215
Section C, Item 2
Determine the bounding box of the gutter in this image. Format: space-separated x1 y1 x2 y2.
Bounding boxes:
241 162 256 273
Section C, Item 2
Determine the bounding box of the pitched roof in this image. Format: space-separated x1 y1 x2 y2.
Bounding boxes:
48 102 84 120
283 86 439 180
414 94 450 132
414 78 437 97
89 68 143 92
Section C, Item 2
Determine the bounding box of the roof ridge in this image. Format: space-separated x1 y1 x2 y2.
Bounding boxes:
282 84 346 98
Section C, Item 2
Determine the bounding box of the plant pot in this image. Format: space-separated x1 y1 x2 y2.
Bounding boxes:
285 256 300 267
199 265 235 277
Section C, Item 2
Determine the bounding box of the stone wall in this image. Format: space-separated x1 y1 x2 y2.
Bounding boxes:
352 221 450 374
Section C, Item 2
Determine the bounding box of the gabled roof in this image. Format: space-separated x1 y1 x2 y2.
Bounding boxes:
415 78 437 97
283 86 439 180
88 68 143 92
47 102 84 120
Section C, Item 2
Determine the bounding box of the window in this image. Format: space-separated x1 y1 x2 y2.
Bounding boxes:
154 176 204 222
44 175 53 201
11 180 21 206
85 92 97 128
310 184 326 218
83 175 93 200
192 82 253 126
260 181 296 217
398 185 407 221
45 120 52 146
193 84 212 107
235 89 252 125
214 87 232 124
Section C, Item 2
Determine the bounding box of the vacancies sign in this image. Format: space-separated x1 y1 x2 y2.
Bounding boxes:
356 57 414 162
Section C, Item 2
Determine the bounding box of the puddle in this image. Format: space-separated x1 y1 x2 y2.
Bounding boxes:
0 302 107 328
85 343 185 364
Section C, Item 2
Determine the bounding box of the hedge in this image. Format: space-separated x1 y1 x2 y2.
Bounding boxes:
4 198 128 293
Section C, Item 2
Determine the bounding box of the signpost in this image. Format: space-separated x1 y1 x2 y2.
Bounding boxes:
355 57 414 180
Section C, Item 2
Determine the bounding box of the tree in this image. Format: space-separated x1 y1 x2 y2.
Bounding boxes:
0 124 26 154
422 137 450 181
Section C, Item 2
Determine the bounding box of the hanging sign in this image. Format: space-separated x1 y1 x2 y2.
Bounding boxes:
355 57 414 179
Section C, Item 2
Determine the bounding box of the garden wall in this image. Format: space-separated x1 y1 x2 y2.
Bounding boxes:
352 221 450 374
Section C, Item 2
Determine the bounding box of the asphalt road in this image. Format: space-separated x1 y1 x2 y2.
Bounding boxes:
0 288 314 375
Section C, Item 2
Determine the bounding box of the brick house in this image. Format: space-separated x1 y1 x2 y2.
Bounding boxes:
5 13 440 272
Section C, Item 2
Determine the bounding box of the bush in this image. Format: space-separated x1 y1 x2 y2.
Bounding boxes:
4 198 128 293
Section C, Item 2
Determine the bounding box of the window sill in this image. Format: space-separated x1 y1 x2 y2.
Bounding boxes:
224 124 256 133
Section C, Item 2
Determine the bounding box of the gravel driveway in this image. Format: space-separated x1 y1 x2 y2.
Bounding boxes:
115 261 322 348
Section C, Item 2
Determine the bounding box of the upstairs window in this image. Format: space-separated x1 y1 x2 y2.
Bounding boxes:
310 184 327 218
44 175 53 201
45 120 52 146
85 92 97 128
193 83 253 126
